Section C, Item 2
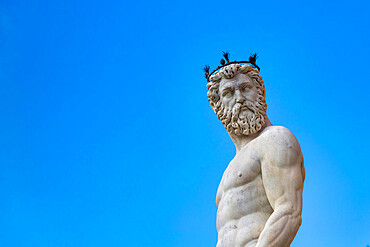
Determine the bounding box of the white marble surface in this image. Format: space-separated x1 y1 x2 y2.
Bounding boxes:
207 64 305 247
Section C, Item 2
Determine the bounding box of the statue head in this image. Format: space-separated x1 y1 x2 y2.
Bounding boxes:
207 64 267 136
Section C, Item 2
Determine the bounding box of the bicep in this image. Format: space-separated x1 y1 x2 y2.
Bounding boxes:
261 148 304 211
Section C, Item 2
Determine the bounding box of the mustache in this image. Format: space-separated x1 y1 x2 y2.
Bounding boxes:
232 101 254 114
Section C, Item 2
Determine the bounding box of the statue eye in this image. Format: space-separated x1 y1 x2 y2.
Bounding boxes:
222 90 233 97
242 85 252 91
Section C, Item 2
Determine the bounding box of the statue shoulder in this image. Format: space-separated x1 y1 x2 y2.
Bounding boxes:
258 126 303 165
260 126 300 149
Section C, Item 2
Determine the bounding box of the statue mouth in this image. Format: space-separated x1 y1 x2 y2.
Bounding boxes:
240 106 250 111
239 107 253 118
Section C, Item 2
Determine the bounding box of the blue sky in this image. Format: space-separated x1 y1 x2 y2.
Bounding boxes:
0 0 369 246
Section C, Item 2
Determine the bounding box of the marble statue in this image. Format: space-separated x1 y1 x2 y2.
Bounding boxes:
205 56 305 247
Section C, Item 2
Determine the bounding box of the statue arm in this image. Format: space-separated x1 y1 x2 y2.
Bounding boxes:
256 128 305 247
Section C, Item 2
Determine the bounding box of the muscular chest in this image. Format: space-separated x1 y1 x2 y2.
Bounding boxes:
219 149 261 194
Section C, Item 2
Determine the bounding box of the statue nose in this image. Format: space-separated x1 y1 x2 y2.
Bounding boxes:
237 98 245 103
235 90 245 103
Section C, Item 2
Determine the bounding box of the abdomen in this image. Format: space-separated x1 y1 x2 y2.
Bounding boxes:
217 177 273 247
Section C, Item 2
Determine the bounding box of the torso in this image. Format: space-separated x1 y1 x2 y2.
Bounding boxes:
216 134 273 247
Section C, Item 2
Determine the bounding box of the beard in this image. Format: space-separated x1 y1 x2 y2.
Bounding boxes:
217 100 266 136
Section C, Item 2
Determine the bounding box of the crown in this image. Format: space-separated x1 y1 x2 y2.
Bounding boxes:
203 52 260 82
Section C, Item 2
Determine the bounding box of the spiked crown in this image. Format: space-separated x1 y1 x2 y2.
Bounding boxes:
203 52 260 82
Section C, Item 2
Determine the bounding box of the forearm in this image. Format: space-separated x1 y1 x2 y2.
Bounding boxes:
255 204 302 247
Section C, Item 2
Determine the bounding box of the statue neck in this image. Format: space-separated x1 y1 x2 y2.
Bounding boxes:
229 116 273 153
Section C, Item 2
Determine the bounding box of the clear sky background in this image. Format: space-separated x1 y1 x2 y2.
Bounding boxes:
0 0 369 246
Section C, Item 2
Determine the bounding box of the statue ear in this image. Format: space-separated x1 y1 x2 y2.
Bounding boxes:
207 92 220 110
